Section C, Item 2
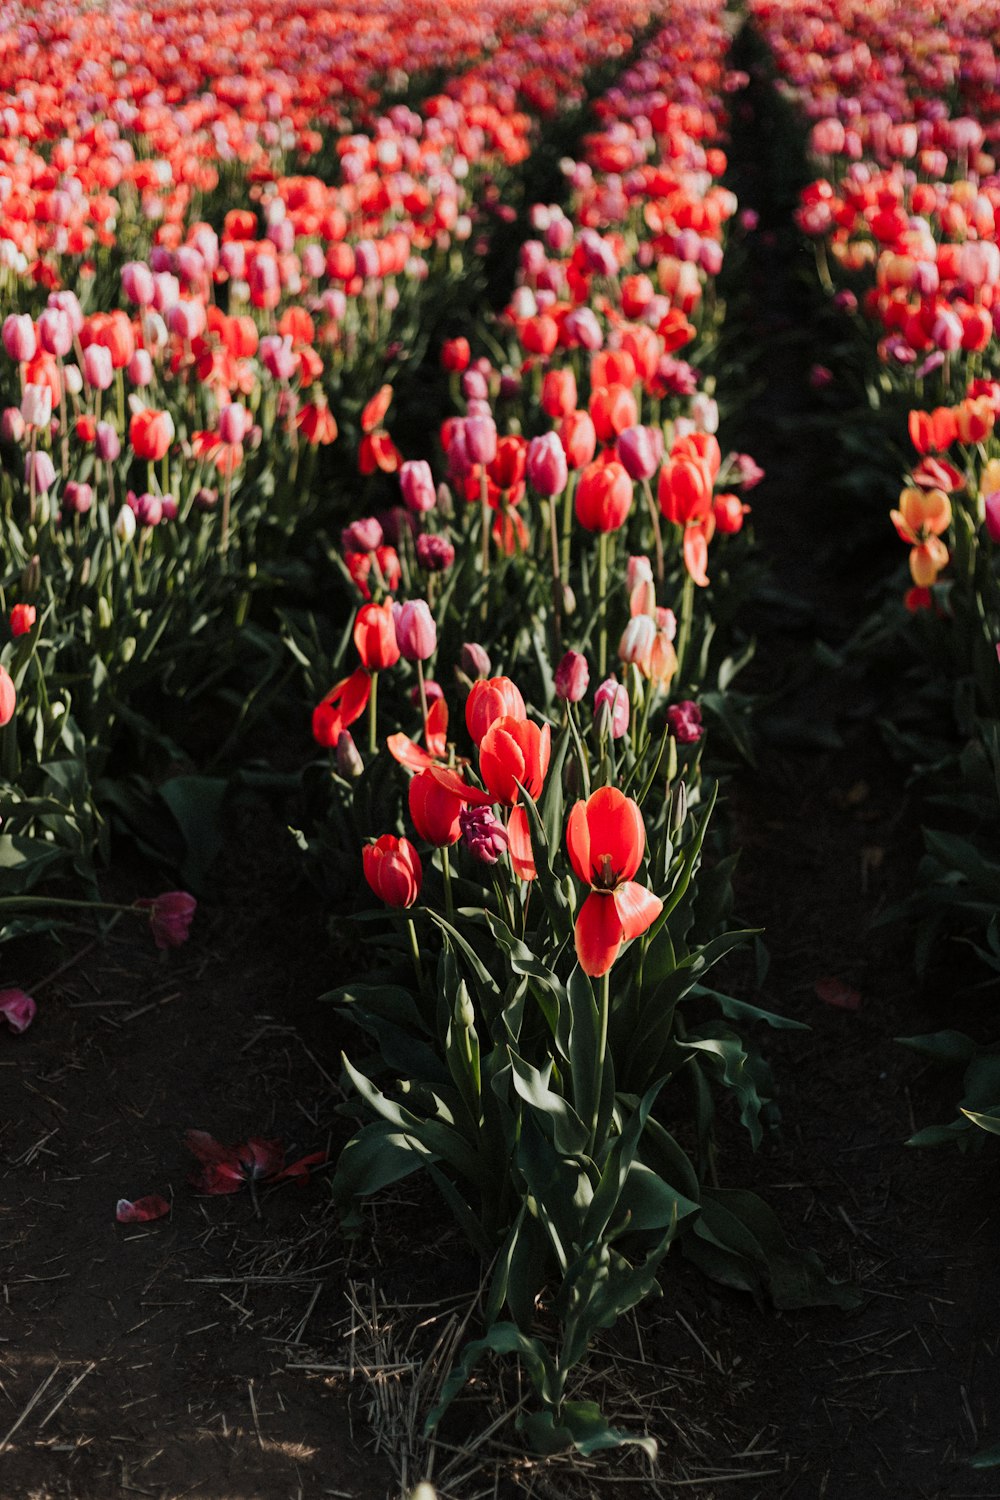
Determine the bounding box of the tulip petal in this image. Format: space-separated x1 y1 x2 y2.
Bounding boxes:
566 800 592 885
507 805 536 881
614 880 663 941
574 890 624 977
116 1195 170 1224
387 733 434 771
426 764 492 806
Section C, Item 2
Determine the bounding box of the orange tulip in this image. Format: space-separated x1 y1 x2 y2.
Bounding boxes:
566 787 662 977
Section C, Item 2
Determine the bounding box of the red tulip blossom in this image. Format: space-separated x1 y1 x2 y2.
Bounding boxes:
479 715 550 805
363 834 422 908
566 787 663 977
186 1131 326 1195
353 601 400 671
135 891 197 950
575 459 632 532
465 675 526 745
129 408 175 462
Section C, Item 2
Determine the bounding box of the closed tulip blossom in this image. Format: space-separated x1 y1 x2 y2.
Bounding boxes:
465 674 525 744
0 664 14 725
394 599 437 662
0 988 35 1033
566 787 663 977
984 493 1000 545
575 460 632 533
400 460 437 514
479 715 550 804
135 891 197 949
666 700 703 744
555 649 590 702
353 601 400 671
10 603 36 637
363 835 422 908
594 677 630 738
415 533 455 572
3 314 37 363
526 432 568 497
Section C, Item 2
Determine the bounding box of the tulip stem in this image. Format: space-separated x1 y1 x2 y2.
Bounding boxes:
642 478 664 583
675 568 695 684
416 659 430 745
597 531 609 678
406 916 426 991
441 846 454 923
479 467 490 621
368 671 379 755
548 497 562 646
560 470 577 580
590 970 611 1156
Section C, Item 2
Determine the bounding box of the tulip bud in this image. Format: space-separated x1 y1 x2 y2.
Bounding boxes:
415 533 455 572
0 987 35 1033
37 308 73 357
394 599 437 662
594 677 629 738
617 425 661 482
25 450 56 494
671 779 688 833
618 615 656 671
336 730 364 778
2 314 36 363
20 384 52 429
526 432 568 497
342 517 383 554
555 649 589 702
455 984 476 1031
464 415 497 467
399 459 437 514
115 505 137 542
1 406 25 444
83 344 114 391
127 349 153 387
985 492 1000 544
63 481 94 515
10 602 36 637
460 642 491 680
95 422 121 462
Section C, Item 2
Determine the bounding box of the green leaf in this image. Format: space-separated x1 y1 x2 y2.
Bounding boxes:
158 775 227 891
970 1441 1000 1469
508 1051 589 1157
424 1323 558 1433
961 1107 1000 1137
896 1030 976 1064
696 985 809 1031
332 1121 432 1208
519 1401 657 1460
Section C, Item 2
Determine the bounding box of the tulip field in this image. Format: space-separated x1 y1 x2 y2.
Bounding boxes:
2 0 1000 1494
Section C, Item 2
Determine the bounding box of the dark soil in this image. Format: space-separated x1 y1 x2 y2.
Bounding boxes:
4 48 1000 1500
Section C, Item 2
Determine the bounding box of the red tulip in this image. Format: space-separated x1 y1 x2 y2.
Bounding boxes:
353 602 399 671
363 835 422 908
465 675 526 745
575 459 632 533
129 408 174 461
0 665 16 726
479 715 550 804
566 787 662 977
409 768 464 846
312 667 372 748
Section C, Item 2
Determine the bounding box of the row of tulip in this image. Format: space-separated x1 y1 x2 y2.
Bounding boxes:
301 0 859 1459
0 0 673 924
751 0 1000 1145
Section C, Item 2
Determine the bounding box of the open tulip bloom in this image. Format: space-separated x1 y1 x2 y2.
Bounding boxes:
566 787 663 977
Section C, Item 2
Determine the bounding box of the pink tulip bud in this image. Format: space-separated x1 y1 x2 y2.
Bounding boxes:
0 663 15 726
82 344 114 391
555 649 589 702
985 492 1000 544
135 891 197 949
526 432 568 497
2 314 36 363
127 349 153 387
460 642 491 680
218 403 250 445
464 414 497 467
25 450 56 494
617 425 661 481
37 308 73 357
594 677 630 738
63 481 94 514
95 422 121 462
399 459 437 514
1 406 25 444
342 517 383 554
394 599 436 662
121 261 156 306
0 987 35 1033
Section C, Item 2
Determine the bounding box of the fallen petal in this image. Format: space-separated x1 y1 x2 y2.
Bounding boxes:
814 977 862 1011
0 988 36 1034
116 1195 170 1223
